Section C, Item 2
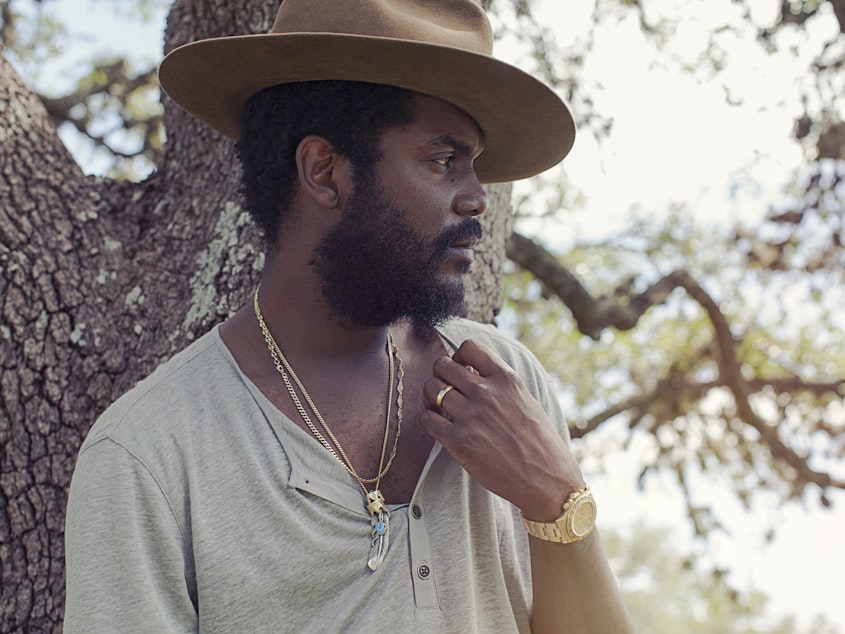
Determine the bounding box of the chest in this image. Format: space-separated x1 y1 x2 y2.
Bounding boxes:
258 347 438 505
181 416 530 633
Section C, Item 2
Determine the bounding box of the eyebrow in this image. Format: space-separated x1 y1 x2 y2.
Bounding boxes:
423 134 484 158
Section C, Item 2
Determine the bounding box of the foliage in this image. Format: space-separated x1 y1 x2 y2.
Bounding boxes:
499 0 845 528
504 207 845 533
0 0 167 178
603 523 842 633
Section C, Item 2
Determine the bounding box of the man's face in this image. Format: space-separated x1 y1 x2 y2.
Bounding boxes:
310 95 488 331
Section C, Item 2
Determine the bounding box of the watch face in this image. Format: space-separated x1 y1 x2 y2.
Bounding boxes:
569 496 597 537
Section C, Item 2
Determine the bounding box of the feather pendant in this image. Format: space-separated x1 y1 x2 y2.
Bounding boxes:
367 509 390 571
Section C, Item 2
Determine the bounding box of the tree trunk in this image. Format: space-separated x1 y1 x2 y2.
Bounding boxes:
0 1 512 629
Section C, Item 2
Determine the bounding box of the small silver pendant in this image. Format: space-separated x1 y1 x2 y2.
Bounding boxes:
367 509 390 571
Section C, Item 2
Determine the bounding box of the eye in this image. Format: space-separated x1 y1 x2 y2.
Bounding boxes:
433 155 454 168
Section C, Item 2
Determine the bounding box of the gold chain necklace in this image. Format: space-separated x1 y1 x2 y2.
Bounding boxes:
253 285 403 571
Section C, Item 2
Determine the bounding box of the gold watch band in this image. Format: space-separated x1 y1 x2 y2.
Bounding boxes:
519 484 596 544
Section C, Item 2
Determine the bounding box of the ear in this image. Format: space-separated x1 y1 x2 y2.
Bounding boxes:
295 135 352 209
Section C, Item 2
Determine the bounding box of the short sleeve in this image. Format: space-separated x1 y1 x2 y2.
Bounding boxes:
64 438 197 634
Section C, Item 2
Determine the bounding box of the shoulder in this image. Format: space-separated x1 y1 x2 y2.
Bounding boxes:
438 317 543 374
79 328 240 455
438 318 570 440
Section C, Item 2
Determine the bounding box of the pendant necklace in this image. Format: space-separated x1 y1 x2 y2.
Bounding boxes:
254 286 403 571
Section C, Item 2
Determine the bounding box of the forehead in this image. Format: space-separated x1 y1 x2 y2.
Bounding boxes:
383 93 485 157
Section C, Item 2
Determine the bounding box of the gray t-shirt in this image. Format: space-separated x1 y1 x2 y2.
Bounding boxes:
64 318 570 633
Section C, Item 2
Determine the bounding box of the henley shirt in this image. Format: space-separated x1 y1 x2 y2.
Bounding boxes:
64 318 570 633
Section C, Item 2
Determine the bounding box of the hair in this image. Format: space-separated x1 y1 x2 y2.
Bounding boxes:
236 80 418 246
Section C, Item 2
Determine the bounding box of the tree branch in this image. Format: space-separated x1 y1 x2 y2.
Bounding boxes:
676 273 845 495
38 61 163 167
507 230 687 339
508 230 845 496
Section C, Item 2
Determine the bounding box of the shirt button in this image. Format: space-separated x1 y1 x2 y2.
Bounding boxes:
417 564 431 579
412 504 422 519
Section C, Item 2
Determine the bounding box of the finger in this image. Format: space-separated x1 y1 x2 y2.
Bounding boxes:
423 376 463 411
450 340 508 377
415 407 455 443
435 383 454 410
431 355 479 393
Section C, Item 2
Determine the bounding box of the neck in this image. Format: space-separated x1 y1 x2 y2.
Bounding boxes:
255 268 392 363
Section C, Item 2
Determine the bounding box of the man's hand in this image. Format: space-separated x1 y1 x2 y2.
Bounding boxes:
416 339 583 521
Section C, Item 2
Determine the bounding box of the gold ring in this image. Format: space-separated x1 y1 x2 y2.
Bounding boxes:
435 384 454 409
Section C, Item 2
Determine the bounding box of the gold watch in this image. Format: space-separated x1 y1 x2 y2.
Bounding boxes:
520 484 597 544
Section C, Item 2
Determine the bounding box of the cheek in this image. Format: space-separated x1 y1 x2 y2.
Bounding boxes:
380 170 454 231
407 188 452 225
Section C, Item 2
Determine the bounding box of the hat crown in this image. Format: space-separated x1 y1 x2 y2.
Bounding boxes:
271 0 493 55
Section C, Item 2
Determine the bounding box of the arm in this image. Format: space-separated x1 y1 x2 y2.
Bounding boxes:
64 439 197 634
417 339 633 633
528 531 632 633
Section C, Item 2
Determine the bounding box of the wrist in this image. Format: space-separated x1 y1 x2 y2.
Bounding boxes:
520 484 597 544
519 478 586 522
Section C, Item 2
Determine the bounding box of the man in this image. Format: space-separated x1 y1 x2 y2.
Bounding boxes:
64 1 634 632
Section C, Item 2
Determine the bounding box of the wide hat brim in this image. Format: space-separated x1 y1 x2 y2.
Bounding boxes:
159 33 575 184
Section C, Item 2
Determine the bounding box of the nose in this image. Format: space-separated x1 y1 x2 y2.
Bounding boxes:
454 178 489 217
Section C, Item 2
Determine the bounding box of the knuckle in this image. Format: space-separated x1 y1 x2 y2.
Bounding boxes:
501 368 521 388
473 382 493 399
433 356 451 373
417 409 437 430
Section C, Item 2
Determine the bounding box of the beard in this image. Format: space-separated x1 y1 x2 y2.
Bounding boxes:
310 178 483 332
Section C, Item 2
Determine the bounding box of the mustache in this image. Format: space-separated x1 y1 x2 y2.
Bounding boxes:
433 218 484 255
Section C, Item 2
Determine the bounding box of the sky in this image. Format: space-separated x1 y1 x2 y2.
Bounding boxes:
9 0 844 629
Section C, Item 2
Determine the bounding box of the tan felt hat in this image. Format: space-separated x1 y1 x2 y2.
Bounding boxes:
158 0 575 183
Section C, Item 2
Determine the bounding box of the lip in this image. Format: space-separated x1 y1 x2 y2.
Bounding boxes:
449 245 475 264
451 235 479 249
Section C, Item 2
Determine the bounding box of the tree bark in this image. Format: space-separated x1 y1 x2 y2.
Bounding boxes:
0 1 512 629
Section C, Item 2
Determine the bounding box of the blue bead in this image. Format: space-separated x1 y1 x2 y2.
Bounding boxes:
375 522 386 535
